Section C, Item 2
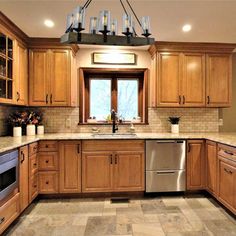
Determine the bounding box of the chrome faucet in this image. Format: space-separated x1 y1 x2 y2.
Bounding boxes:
111 109 118 133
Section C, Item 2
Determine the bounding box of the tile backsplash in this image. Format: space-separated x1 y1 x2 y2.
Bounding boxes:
0 106 219 136
39 107 219 133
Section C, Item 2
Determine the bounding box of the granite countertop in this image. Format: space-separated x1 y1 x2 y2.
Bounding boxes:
1 132 236 153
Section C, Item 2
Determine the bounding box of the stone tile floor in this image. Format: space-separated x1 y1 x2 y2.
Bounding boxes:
3 194 236 236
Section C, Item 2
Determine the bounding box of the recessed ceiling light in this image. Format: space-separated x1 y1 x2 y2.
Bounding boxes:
44 19 54 28
182 24 192 32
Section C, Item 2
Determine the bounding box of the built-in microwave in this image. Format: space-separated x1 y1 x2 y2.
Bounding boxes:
0 150 18 201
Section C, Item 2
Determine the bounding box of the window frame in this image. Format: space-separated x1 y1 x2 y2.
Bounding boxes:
79 68 148 124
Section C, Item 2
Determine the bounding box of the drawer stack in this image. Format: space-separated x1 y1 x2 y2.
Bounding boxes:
38 141 59 193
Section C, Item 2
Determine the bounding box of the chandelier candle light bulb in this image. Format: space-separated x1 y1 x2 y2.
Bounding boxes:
89 17 97 34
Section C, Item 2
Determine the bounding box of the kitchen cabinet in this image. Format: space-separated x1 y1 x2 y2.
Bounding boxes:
218 144 236 214
206 54 232 107
187 140 205 190
82 140 145 193
38 141 59 194
206 140 218 196
0 31 15 104
19 145 29 212
29 48 77 107
157 52 205 107
28 142 38 203
14 41 28 105
59 141 81 193
0 193 20 235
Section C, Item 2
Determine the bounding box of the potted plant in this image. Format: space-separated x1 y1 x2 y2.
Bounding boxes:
168 117 180 134
8 112 24 137
26 111 43 136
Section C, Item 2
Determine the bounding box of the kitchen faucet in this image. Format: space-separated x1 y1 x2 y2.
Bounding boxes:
111 109 118 133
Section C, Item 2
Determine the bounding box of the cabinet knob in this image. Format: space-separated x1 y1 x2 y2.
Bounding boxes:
0 217 5 224
33 163 37 167
46 181 49 185
46 160 49 163
34 184 37 188
45 145 49 148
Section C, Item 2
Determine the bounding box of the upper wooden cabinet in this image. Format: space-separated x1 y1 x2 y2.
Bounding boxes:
29 48 77 107
14 41 28 105
206 54 232 107
157 52 205 107
150 42 234 108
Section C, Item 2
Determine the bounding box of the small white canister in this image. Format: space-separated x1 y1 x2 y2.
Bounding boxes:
26 124 36 136
13 127 22 137
37 125 44 135
171 124 179 134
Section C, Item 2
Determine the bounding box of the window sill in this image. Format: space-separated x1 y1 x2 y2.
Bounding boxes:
78 122 149 126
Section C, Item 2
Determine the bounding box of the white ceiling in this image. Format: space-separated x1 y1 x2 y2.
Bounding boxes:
1 0 236 43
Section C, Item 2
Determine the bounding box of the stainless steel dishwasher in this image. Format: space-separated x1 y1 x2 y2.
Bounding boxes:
146 140 186 192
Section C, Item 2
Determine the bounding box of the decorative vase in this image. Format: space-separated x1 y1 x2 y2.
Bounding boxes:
13 127 22 137
171 124 179 134
26 124 36 136
37 125 44 135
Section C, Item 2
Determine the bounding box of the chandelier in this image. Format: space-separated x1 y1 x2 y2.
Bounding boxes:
60 0 155 46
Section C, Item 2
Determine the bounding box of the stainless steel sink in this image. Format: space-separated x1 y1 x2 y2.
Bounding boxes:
92 133 137 138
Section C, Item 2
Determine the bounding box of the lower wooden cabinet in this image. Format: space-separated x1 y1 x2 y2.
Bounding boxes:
82 140 145 193
0 193 20 235
29 174 38 202
38 172 59 194
59 141 82 193
206 140 218 196
187 140 205 190
19 146 29 212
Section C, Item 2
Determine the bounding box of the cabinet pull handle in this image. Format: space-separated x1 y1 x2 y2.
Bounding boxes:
207 96 210 104
17 92 20 102
0 217 5 224
45 145 49 148
45 160 49 163
46 181 49 185
224 168 233 174
179 95 181 104
110 154 113 164
183 95 185 105
188 143 191 153
46 94 48 104
50 94 52 104
224 150 234 156
20 150 25 163
115 154 118 164
77 144 80 154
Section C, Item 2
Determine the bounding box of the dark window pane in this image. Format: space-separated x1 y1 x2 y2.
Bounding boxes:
90 79 111 120
0 79 6 98
7 59 12 79
7 80 12 99
118 79 138 120
0 34 6 55
0 57 6 77
7 38 13 58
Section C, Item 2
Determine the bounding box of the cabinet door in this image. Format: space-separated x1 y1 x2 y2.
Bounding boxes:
49 49 70 106
182 53 205 106
187 140 205 190
114 151 144 191
82 152 113 192
206 54 232 107
158 52 181 106
206 141 217 195
29 49 49 106
15 42 28 105
59 141 81 193
38 152 58 171
218 159 235 210
38 172 59 194
29 173 38 203
19 146 29 212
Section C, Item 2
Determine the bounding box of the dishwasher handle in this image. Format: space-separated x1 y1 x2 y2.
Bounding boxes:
155 140 184 144
156 171 176 174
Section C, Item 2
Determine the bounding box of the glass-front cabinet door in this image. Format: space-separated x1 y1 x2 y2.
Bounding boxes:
0 32 14 101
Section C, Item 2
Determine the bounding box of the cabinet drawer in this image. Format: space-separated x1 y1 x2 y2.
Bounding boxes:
39 172 59 194
39 141 58 152
0 193 20 235
29 174 38 203
29 154 38 175
38 152 58 171
29 142 38 156
218 144 236 162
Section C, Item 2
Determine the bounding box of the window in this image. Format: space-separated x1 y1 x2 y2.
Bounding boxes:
80 68 148 124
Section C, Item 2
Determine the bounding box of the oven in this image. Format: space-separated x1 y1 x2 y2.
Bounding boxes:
0 150 18 201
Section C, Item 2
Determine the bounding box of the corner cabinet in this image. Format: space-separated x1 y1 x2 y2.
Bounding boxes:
82 140 145 193
29 48 77 107
206 54 232 107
